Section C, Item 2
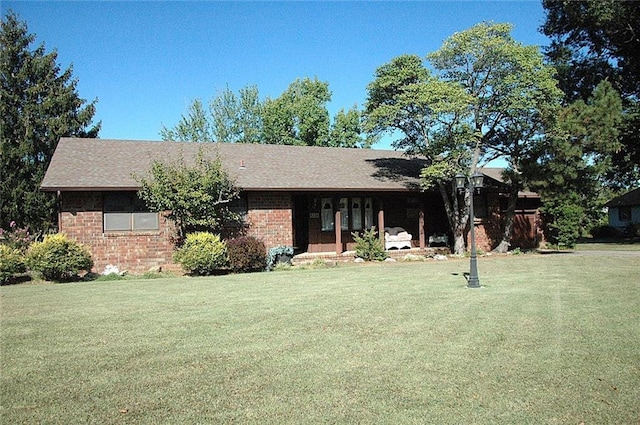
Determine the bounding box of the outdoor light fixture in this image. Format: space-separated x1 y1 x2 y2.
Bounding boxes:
455 170 484 288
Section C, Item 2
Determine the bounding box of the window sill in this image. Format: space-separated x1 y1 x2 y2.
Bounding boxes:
103 230 162 237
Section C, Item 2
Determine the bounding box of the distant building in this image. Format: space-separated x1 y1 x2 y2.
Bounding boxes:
604 187 640 230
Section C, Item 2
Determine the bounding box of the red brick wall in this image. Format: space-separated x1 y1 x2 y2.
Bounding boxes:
59 192 176 274
472 192 542 251
245 191 294 248
58 191 296 274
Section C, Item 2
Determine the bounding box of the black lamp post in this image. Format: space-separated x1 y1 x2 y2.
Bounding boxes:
455 171 484 288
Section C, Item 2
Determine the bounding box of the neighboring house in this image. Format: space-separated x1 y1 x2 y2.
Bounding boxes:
604 187 640 230
41 138 542 273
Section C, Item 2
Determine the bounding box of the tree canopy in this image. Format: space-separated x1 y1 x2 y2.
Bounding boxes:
541 0 640 188
161 79 371 148
1 11 100 233
135 148 242 241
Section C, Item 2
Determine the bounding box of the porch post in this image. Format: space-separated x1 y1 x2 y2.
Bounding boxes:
419 209 426 249
335 210 342 254
378 207 385 246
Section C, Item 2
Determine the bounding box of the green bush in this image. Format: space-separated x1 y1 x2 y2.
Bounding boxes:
624 223 640 238
352 227 388 261
0 244 26 284
174 232 227 275
590 225 622 239
266 246 294 270
542 200 583 249
226 236 267 273
26 234 93 282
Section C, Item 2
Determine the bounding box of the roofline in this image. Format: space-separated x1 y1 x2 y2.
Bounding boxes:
43 186 422 193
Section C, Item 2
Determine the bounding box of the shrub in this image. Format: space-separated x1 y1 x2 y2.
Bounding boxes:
0 245 26 284
173 232 227 275
267 246 294 270
542 200 583 249
624 223 640 238
352 227 387 261
26 234 93 281
226 236 267 273
590 225 622 239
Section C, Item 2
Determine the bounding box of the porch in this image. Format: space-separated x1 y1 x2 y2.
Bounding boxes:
293 192 451 255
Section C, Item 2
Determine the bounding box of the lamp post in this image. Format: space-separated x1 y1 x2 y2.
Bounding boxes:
455 171 484 288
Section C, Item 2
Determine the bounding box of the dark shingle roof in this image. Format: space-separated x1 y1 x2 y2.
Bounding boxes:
604 187 640 207
41 138 430 192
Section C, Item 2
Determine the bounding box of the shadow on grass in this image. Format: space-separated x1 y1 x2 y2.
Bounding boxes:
537 250 575 255
0 274 32 286
578 237 640 245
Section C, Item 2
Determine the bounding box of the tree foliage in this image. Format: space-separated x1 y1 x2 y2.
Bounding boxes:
0 11 100 233
262 77 331 146
160 99 214 142
541 0 640 187
329 106 376 148
136 148 242 240
211 85 263 144
521 80 623 238
161 80 369 147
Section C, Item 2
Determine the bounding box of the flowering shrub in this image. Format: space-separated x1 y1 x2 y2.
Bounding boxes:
0 221 34 252
0 245 26 284
26 234 93 282
226 236 267 273
173 232 227 275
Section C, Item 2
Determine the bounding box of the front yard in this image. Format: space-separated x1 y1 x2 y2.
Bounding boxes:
1 253 639 424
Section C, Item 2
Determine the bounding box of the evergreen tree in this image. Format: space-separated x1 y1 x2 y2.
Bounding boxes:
541 0 640 187
1 11 99 233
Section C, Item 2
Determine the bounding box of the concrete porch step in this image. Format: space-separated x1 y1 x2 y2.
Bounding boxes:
292 247 450 264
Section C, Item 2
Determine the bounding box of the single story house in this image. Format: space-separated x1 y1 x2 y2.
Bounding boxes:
41 138 542 273
604 187 640 230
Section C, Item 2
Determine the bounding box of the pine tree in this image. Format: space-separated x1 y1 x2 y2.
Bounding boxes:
1 11 100 233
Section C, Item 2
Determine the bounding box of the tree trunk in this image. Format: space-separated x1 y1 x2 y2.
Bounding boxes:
492 182 519 253
438 180 468 255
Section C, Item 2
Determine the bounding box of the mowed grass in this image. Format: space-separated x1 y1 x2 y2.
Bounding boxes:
1 254 639 424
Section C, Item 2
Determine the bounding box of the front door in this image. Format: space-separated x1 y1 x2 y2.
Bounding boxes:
293 195 309 253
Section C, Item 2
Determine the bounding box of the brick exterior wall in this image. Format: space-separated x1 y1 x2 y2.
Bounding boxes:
58 191 296 274
245 191 294 248
471 193 543 251
59 192 176 274
57 190 539 273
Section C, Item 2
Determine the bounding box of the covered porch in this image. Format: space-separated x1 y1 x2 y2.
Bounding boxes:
292 191 450 255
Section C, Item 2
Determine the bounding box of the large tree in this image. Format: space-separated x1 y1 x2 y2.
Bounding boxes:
542 0 640 188
365 23 563 253
1 11 99 233
429 22 563 252
363 54 473 254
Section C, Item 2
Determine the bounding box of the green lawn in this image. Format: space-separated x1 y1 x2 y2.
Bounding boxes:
1 253 639 424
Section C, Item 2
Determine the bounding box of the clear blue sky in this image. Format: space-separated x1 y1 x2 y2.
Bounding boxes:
4 1 550 150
